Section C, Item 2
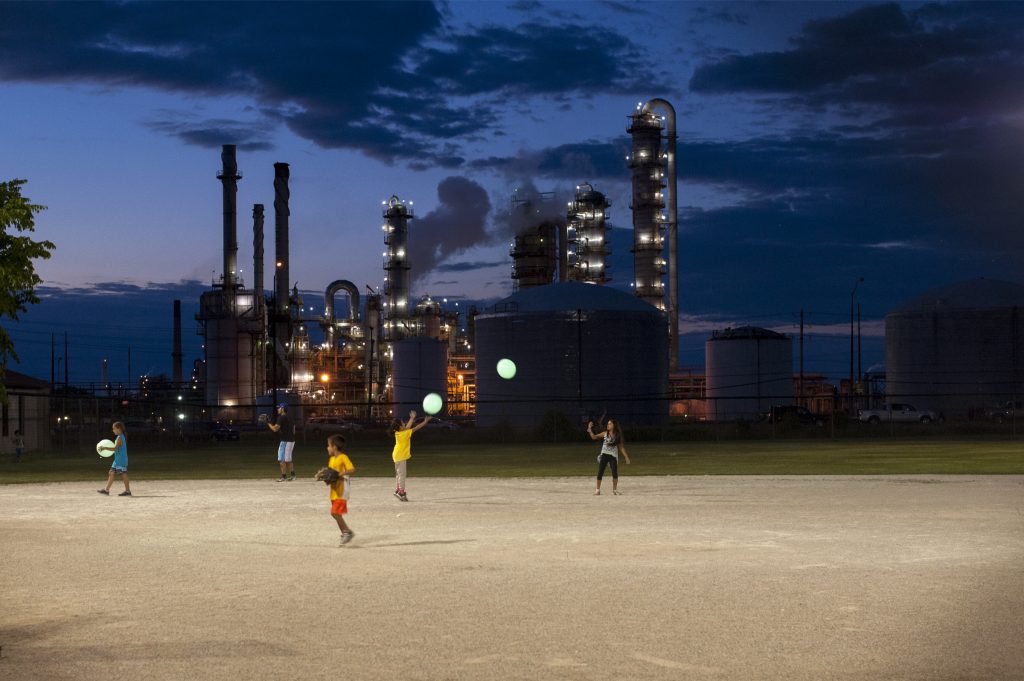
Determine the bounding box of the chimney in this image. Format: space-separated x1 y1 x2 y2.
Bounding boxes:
218 145 241 288
253 204 265 306
273 163 290 312
172 300 183 384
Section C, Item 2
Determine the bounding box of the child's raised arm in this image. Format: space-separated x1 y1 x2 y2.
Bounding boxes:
410 415 433 433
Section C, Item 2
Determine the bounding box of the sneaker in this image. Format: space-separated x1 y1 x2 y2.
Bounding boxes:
394 491 403 501
287 473 296 481
97 489 110 495
340 532 354 546
277 475 287 482
399 492 409 502
613 490 621 495
594 490 601 495
118 491 132 497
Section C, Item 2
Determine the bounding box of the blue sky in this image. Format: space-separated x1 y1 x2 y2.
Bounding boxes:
3 1 1023 385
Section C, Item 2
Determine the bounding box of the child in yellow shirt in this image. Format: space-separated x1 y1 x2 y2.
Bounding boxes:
391 409 431 501
325 434 356 546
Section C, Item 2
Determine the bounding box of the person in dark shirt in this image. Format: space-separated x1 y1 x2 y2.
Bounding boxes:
267 402 296 481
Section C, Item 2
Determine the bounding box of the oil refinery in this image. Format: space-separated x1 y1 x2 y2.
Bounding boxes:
193 99 680 426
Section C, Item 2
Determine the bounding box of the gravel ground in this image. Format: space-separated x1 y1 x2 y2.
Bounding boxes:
2 475 1023 681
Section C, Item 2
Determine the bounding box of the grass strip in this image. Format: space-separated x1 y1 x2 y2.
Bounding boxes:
2 438 1023 484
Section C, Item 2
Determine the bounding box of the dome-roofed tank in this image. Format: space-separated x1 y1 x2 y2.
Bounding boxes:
886 278 1024 417
474 281 668 428
705 326 792 421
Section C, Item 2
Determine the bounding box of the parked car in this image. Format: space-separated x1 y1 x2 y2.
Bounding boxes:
858 403 937 424
985 400 1023 423
306 416 363 434
181 421 240 441
210 421 241 441
762 405 826 427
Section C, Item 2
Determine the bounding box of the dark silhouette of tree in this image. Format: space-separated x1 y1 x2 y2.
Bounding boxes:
0 179 54 403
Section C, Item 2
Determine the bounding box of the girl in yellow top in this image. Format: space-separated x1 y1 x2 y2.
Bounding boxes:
326 434 356 546
391 409 431 501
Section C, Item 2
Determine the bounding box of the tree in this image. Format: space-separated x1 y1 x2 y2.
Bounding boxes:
0 179 55 403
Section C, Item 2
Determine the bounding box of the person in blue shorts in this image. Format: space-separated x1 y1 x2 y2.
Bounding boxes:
267 403 296 481
98 421 131 497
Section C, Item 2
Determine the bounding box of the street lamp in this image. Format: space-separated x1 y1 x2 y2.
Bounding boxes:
850 277 864 412
320 373 330 405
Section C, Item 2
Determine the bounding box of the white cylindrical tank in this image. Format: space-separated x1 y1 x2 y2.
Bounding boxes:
886 278 1024 417
706 327 792 421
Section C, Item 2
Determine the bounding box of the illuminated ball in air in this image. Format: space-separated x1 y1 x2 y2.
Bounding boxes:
497 358 517 380
422 392 443 415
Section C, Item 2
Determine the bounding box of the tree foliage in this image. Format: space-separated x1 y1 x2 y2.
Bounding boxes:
0 179 55 402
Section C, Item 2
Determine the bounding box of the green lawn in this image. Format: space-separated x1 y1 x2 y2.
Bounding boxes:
3 437 1023 484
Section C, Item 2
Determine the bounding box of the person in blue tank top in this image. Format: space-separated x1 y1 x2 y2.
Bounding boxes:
97 421 131 497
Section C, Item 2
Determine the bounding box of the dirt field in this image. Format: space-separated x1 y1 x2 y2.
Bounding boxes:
2 475 1023 681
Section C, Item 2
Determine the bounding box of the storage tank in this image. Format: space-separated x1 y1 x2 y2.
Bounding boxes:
474 281 668 428
706 326 792 421
392 337 448 418
885 278 1024 417
199 290 261 411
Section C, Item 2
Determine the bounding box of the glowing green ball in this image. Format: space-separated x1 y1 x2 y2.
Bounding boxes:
422 392 443 415
497 358 517 380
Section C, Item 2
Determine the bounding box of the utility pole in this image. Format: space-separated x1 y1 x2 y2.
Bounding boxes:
849 277 863 413
799 309 804 408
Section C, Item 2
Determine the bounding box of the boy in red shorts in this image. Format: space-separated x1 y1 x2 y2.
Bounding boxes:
325 434 356 546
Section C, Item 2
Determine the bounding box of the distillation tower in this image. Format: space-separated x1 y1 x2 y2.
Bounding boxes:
509 191 566 290
627 98 679 368
382 196 414 340
567 183 611 284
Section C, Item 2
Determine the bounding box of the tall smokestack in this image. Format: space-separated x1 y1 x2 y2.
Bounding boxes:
218 145 241 288
253 204 265 305
172 299 183 385
274 163 290 313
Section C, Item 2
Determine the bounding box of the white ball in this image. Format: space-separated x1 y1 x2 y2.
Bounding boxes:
497 358 517 380
422 392 443 415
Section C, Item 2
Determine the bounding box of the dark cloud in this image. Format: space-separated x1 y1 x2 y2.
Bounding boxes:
146 118 274 151
691 3 981 94
412 22 658 96
0 1 659 165
678 1 1024 295
407 176 493 285
470 140 629 182
39 279 208 298
689 2 1024 129
598 1 648 16
689 5 749 26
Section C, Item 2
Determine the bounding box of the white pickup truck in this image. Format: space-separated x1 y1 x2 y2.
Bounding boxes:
858 403 938 424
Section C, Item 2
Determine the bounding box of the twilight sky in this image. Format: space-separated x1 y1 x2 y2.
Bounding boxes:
3 1 1023 385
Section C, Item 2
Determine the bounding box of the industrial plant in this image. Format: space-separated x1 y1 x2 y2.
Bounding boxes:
13 95 1024 460
185 98 1024 429
192 99 679 426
